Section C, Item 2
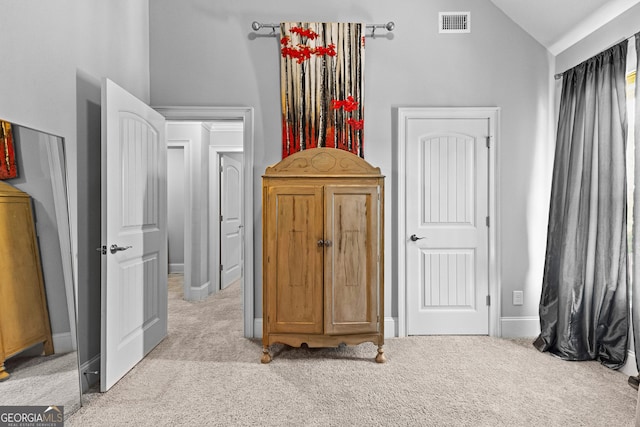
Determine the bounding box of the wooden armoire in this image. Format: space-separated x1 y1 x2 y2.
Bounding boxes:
261 147 385 363
0 181 53 381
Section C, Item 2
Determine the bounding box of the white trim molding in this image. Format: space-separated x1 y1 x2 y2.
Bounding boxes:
500 316 540 338
396 107 501 338
620 350 639 377
167 140 193 300
52 332 75 354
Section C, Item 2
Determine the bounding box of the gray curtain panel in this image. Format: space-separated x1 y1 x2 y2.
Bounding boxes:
633 33 640 373
534 40 629 369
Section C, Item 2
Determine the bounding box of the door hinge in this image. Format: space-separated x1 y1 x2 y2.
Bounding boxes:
220 264 223 272
220 214 223 222
485 216 490 227
486 295 491 306
486 136 491 148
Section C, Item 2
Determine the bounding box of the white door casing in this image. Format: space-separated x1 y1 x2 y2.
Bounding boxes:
397 107 500 337
101 78 168 392
155 106 254 339
407 118 489 334
220 152 243 289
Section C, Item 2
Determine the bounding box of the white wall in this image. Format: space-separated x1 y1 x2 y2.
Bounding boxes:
150 0 554 335
0 0 151 390
555 2 640 74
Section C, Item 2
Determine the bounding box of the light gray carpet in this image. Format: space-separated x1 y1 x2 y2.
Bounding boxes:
0 350 81 417
67 274 637 426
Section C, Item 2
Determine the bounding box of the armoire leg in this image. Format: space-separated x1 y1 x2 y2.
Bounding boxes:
375 346 387 363
261 347 272 364
0 362 9 381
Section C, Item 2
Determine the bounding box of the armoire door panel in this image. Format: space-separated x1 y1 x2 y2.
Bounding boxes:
324 185 379 335
266 185 324 334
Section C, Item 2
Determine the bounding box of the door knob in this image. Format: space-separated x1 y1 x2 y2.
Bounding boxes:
110 244 132 254
410 234 425 242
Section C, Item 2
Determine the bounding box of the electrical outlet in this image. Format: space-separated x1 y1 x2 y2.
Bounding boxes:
513 290 524 306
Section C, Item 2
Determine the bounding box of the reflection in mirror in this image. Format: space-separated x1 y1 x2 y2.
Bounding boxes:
0 122 81 418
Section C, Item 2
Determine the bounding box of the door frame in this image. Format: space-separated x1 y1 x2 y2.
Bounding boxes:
154 106 255 339
396 107 501 337
167 141 192 299
210 147 243 292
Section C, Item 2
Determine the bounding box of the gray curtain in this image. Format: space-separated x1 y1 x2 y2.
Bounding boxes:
533 40 629 369
633 34 640 374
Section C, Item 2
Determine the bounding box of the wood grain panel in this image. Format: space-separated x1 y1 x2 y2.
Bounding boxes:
324 185 378 334
266 186 324 334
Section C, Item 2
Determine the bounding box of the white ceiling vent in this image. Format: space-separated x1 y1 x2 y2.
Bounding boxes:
439 12 471 34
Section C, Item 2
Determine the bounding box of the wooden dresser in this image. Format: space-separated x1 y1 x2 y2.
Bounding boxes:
261 148 385 363
0 181 53 381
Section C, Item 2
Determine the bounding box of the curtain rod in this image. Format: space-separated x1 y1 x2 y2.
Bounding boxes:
251 21 395 37
554 34 637 80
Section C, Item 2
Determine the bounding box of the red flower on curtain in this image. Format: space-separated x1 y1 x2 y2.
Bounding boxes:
332 96 364 130
331 96 358 112
289 26 318 40
281 43 337 63
347 118 364 130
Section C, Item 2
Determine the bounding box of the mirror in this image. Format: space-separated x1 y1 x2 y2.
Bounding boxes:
0 122 81 417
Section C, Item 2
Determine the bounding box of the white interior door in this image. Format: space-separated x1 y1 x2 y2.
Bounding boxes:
220 152 243 289
406 117 489 335
100 78 168 391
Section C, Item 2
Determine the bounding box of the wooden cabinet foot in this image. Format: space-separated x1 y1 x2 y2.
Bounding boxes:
375 346 386 363
261 348 272 364
0 363 9 381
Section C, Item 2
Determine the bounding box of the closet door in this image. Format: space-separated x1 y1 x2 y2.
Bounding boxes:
265 185 324 334
323 184 380 335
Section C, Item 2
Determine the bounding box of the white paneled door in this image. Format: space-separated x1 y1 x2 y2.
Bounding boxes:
220 152 243 289
406 117 490 335
100 78 168 391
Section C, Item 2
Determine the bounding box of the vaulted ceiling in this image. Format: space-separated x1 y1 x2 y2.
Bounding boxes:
489 0 640 55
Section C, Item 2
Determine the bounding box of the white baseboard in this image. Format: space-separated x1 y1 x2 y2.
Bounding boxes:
186 281 210 301
79 354 101 393
52 332 75 354
500 316 540 338
169 263 184 273
620 350 638 377
384 317 397 338
252 317 397 339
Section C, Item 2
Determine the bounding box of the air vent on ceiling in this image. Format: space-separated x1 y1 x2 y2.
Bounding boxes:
439 12 471 34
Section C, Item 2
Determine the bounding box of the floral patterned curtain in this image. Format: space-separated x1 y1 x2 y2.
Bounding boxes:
280 22 365 158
